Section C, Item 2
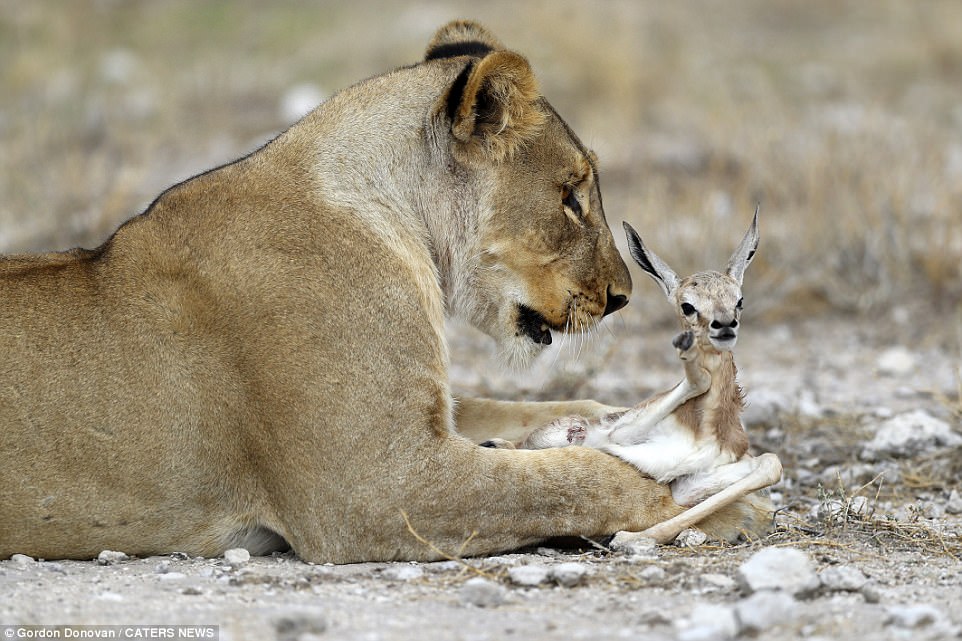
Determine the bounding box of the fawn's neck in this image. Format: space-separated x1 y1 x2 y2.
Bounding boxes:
680 348 748 459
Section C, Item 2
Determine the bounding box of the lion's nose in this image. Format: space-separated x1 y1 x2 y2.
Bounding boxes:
603 288 629 316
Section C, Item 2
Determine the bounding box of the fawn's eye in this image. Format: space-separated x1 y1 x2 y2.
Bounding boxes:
736 298 744 310
681 302 697 316
562 185 583 219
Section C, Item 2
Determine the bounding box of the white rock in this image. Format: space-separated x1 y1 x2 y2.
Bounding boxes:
550 562 588 587
459 577 505 607
743 388 790 426
796 389 824 419
849 496 871 516
610 531 658 557
860 582 882 604
382 564 424 582
507 565 549 587
10 554 35 566
735 591 797 634
945 489 962 515
97 550 129 565
224 548 250 568
42 562 66 574
886 604 942 628
876 346 917 376
428 560 462 573
676 603 738 641
818 565 868 592
675 528 708 547
737 548 820 596
861 410 962 460
157 572 188 581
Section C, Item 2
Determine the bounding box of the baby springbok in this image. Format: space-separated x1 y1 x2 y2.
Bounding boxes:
521 211 782 543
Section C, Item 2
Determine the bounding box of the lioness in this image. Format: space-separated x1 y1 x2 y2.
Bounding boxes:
0 21 768 563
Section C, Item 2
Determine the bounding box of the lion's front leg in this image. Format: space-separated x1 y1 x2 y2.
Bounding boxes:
453 397 625 445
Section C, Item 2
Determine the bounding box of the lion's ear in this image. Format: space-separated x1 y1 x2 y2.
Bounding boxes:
445 51 546 163
425 20 504 60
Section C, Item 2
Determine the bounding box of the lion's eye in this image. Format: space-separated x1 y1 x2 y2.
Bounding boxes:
736 298 744 310
562 186 583 219
680 302 697 316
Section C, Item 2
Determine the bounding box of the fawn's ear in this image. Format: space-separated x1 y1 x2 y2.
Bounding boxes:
726 206 759 285
623 221 679 299
444 50 546 163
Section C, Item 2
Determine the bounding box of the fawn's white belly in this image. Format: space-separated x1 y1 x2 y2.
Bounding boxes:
598 414 736 484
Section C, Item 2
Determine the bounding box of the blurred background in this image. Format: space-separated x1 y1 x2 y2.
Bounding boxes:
1 0 960 336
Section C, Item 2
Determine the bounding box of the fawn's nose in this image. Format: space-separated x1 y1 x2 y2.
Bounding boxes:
603 288 629 317
710 318 738 330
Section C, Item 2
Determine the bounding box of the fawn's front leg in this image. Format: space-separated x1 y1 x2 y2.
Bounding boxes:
605 330 711 446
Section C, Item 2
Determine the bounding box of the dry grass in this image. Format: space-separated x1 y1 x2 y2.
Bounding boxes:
1 1 960 319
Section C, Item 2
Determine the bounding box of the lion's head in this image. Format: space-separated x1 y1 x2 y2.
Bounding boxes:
424 21 632 367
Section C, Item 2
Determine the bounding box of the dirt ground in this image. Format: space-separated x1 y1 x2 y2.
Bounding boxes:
3 310 960 641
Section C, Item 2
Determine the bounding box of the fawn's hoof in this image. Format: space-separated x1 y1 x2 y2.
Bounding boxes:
673 330 695 354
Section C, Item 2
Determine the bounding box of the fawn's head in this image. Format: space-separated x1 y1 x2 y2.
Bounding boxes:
623 210 759 352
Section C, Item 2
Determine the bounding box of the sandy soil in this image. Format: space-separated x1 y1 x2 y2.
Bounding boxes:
3 311 960 641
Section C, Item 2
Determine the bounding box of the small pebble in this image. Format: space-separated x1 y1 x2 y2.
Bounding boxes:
550 562 588 587
610 531 658 557
224 547 250 568
459 577 505 607
946 489 962 515
675 528 708 548
157 572 188 581
860 582 882 604
10 554 35 566
735 591 797 634
737 547 820 596
819 565 868 592
97 550 129 565
507 565 550 587
876 346 917 376
849 496 870 515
